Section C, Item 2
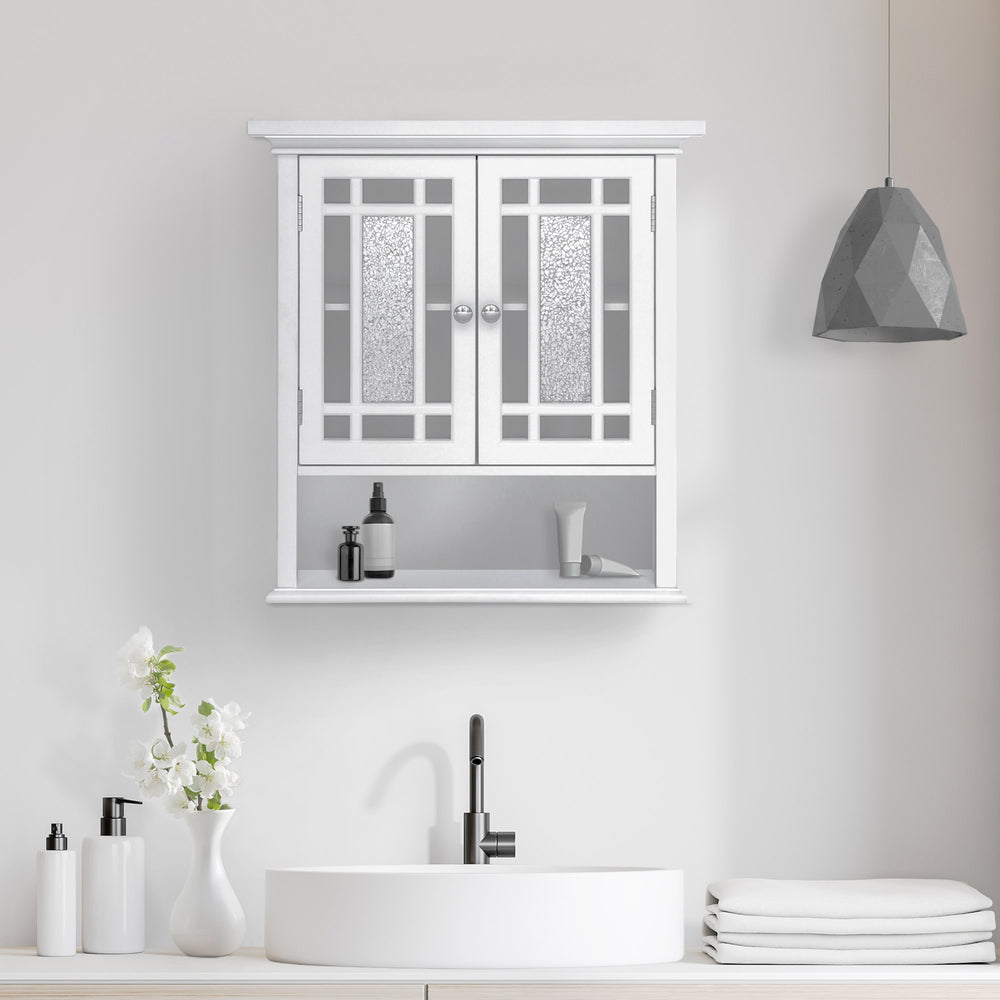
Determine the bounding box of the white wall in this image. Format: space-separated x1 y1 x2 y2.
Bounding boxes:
1 0 998 950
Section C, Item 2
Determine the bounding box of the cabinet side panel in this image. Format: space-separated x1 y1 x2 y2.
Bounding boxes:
276 154 300 588
654 155 678 589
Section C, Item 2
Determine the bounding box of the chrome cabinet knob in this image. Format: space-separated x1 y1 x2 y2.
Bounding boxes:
481 304 502 323
453 305 473 324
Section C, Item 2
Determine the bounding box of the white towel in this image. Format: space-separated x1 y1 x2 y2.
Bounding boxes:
707 879 993 919
702 922 993 949
703 909 997 936
703 936 996 965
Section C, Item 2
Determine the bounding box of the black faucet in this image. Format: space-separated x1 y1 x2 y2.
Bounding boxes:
463 715 516 864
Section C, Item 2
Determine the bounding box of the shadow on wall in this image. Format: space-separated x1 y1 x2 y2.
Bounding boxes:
366 742 460 863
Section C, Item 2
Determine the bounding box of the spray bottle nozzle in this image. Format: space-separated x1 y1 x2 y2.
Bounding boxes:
369 481 387 513
45 823 68 850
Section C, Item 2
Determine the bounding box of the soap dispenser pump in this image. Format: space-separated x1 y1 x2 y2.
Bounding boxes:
82 797 144 954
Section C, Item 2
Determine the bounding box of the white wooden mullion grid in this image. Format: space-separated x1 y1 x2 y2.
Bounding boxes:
591 177 605 440
298 156 476 465
476 156 654 465
349 177 362 444
527 177 541 442
499 205 632 217
322 204 454 216
413 178 426 442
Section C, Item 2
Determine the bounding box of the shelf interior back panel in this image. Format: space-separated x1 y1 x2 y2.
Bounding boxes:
297 475 655 572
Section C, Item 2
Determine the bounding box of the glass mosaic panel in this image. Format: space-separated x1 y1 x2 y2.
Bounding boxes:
362 215 414 403
539 215 592 403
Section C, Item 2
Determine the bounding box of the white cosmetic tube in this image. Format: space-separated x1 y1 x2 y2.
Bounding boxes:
581 555 640 578
554 502 587 577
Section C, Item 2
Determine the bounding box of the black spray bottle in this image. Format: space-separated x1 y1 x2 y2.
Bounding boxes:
361 481 395 578
338 526 363 581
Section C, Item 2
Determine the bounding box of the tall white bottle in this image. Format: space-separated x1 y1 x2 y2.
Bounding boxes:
82 797 144 954
36 823 76 956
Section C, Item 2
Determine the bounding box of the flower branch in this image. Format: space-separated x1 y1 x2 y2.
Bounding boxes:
117 627 249 814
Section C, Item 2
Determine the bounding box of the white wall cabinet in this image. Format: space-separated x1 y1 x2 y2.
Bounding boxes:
248 122 704 603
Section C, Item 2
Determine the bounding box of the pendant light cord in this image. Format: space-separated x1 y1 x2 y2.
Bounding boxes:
887 0 892 183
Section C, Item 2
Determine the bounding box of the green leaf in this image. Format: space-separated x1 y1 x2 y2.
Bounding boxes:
158 659 176 673
198 700 215 717
141 697 151 713
207 792 223 810
159 645 184 656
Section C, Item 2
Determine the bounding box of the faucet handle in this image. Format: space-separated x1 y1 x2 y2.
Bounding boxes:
470 714 484 762
481 830 515 859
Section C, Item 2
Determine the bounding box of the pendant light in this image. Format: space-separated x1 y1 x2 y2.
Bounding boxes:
813 0 966 342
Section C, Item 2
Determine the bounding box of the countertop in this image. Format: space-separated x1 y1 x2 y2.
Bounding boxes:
0 948 998 984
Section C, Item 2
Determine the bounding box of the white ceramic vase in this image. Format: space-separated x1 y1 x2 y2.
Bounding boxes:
170 809 246 957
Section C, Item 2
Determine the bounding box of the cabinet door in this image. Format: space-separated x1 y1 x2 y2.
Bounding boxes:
299 157 477 465
477 156 655 465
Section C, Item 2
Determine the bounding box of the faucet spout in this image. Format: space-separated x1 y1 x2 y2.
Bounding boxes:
469 715 484 812
462 713 516 864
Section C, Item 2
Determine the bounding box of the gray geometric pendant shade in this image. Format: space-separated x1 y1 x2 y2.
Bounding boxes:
814 182 966 342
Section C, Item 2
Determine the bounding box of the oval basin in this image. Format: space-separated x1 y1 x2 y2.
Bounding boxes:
265 864 684 968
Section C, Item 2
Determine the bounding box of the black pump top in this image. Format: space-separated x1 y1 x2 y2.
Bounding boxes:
100 796 142 836
45 823 68 851
369 481 386 513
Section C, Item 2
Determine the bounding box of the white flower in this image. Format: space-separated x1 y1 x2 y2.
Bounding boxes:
140 766 170 797
218 702 250 731
207 727 243 760
166 790 196 814
117 626 156 691
124 741 154 784
191 759 239 799
172 753 197 788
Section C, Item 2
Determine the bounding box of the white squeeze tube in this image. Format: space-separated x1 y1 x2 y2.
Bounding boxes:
581 555 640 578
554 502 587 578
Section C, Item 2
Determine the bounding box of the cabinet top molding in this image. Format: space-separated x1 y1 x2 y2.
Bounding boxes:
247 120 706 152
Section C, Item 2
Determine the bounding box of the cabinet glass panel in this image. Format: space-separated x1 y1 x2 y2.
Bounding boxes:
478 155 655 464
539 214 592 403
299 157 477 464
362 215 414 403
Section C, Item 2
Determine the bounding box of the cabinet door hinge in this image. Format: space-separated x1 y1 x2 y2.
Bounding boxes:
651 388 657 425
297 195 303 232
297 388 303 426
650 194 656 233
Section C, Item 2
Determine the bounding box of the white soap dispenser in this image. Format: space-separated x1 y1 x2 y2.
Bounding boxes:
82 797 144 954
36 822 76 956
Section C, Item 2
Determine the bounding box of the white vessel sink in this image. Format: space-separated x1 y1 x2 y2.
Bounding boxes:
265 864 684 968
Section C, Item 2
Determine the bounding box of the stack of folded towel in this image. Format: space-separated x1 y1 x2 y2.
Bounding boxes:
704 879 996 964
